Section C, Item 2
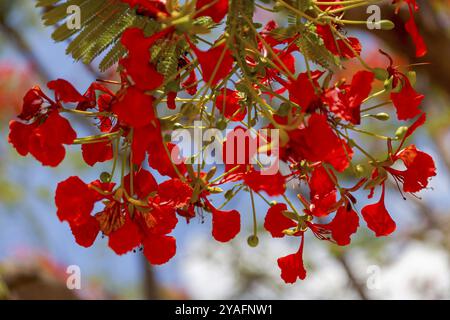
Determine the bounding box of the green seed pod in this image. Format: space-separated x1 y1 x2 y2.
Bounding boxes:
384 76 394 91
247 235 259 247
100 172 111 183
269 200 277 206
407 71 417 86
375 20 395 30
216 118 228 130
355 164 365 176
395 126 409 139
372 112 390 121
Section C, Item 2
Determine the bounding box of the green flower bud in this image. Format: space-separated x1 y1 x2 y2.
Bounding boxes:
372 112 390 121
100 172 111 183
395 126 409 139
247 235 259 247
375 20 395 30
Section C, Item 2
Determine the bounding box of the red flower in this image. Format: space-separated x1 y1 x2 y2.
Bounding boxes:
81 140 113 166
321 205 359 245
390 77 424 121
55 176 97 225
243 169 286 197
206 200 241 242
47 79 87 104
286 71 322 112
120 28 170 91
393 0 427 57
361 185 396 236
124 168 159 199
131 123 159 165
10 110 77 167
18 86 44 121
215 88 246 121
388 145 436 193
108 214 142 255
195 0 229 23
277 235 307 284
191 42 234 86
324 70 374 124
8 120 37 156
148 141 187 178
112 86 155 128
309 165 338 217
131 122 186 177
158 178 193 209
316 25 362 59
143 234 177 265
69 215 100 248
264 203 297 238
288 113 353 172
222 126 258 174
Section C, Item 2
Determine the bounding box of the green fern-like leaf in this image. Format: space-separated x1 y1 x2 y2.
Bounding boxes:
37 0 161 69
296 24 340 69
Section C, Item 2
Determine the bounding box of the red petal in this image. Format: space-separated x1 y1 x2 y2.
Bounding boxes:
288 72 322 111
396 145 436 193
69 215 100 248
120 28 168 91
28 134 66 167
361 186 396 236
208 202 241 242
316 24 361 58
192 43 234 86
124 168 158 199
277 236 306 284
108 215 142 255
244 170 286 196
18 87 44 120
215 88 246 121
131 124 158 164
143 235 176 265
264 203 296 238
55 176 96 225
81 140 113 166
148 141 186 178
195 0 229 23
391 78 424 121
158 179 192 208
112 86 155 128
309 165 337 217
39 110 77 145
291 114 353 171
326 205 359 245
8 120 35 156
47 79 86 103
405 14 427 58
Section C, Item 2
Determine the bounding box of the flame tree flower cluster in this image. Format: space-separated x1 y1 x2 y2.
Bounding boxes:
8 0 436 283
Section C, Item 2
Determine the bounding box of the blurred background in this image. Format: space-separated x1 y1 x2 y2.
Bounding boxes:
0 0 449 299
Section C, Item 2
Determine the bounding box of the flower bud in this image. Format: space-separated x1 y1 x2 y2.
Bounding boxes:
100 171 111 183
395 126 409 139
247 235 259 247
374 20 395 30
372 112 390 121
407 71 416 86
